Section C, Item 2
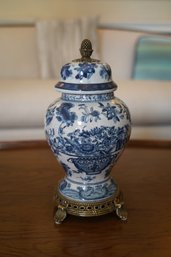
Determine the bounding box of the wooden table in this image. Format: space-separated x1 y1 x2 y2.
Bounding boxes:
0 140 171 257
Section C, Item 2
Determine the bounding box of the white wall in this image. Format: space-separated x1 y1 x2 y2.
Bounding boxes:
0 0 171 23
0 0 171 79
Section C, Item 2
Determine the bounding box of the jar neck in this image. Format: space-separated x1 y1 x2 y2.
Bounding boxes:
61 92 114 102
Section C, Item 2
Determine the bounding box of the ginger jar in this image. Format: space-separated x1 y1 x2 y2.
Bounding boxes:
45 39 131 224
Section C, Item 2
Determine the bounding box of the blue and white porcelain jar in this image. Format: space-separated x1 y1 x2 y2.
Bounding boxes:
45 39 131 224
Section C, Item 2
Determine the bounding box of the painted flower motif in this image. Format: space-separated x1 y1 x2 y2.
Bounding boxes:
79 104 101 123
59 126 119 157
99 102 125 122
56 102 77 127
115 125 130 151
120 102 131 121
80 176 96 182
99 64 111 80
45 128 61 155
46 107 56 126
77 184 109 200
99 102 119 122
61 64 72 80
74 63 97 80
47 124 130 170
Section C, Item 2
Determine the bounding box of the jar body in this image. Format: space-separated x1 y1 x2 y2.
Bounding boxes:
45 91 131 202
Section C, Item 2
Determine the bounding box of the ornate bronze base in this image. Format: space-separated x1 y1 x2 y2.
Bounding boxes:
54 184 128 224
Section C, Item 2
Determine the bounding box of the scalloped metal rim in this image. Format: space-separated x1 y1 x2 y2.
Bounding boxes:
55 184 120 217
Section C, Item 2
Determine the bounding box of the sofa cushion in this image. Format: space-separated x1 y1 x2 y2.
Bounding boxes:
117 80 171 126
0 79 58 129
132 36 171 80
0 79 171 141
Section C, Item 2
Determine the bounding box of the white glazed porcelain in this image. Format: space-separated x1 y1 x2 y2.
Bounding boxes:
45 39 131 204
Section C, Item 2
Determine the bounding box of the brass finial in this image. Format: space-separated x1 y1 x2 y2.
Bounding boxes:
80 39 93 60
73 39 99 62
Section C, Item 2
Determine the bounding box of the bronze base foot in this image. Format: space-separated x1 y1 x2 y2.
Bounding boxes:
54 185 127 224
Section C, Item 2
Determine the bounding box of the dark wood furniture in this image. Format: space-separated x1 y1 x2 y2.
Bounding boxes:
0 140 171 257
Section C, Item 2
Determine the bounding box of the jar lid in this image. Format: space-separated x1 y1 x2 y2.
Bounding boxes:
55 39 117 93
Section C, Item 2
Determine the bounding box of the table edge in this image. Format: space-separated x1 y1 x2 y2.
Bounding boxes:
0 139 171 151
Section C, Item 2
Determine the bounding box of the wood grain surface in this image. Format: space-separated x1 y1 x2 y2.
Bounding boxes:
0 143 171 257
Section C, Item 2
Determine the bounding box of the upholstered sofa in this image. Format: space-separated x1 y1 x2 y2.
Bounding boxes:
0 24 171 142
0 79 171 142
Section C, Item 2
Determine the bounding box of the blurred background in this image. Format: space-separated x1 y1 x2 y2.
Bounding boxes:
0 0 171 142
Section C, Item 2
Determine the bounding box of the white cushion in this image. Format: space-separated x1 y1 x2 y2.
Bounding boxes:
0 79 58 128
0 79 171 141
117 80 171 125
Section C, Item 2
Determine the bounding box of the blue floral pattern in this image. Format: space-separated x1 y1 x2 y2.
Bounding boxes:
99 102 130 123
80 176 96 182
77 183 114 200
74 63 98 80
99 64 111 80
45 107 56 126
56 102 77 128
79 104 101 122
45 93 131 201
53 125 130 176
45 128 60 156
59 62 113 83
61 64 72 80
57 125 129 156
46 100 131 164
59 179 116 200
